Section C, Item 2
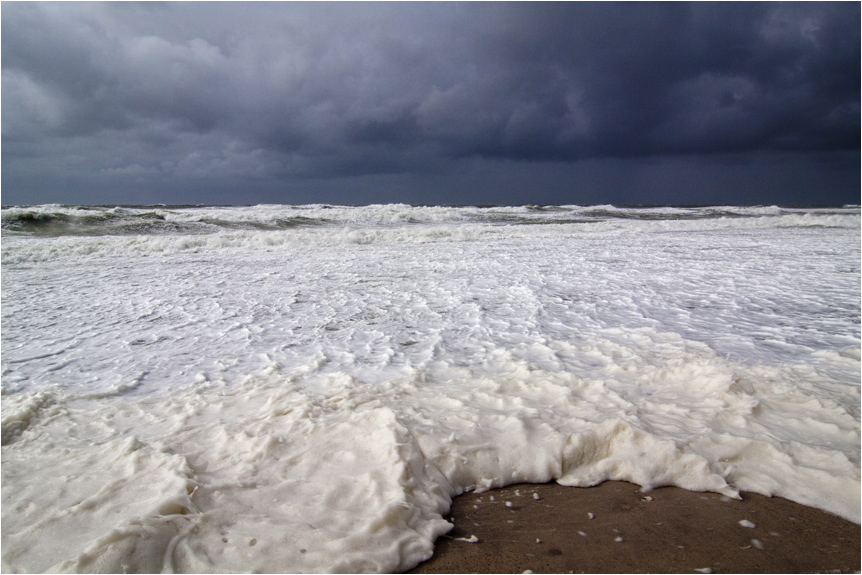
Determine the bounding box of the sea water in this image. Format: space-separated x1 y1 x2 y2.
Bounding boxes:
1 204 859 573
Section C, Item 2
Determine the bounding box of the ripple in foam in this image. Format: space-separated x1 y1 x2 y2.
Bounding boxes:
2 331 858 573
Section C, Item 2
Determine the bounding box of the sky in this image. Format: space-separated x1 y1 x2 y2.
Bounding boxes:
2 2 859 207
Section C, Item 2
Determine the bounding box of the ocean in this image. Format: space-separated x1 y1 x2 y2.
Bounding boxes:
1 203 859 573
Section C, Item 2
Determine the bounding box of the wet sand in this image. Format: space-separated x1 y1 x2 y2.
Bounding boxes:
408 481 860 574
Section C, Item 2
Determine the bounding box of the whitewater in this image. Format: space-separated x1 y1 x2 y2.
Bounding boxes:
1 203 859 573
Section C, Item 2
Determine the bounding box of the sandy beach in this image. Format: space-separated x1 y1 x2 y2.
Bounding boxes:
408 480 860 574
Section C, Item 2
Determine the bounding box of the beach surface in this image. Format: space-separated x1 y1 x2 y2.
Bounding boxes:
408 480 860 574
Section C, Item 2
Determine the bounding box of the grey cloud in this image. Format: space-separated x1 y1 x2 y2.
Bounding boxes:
1 2 859 205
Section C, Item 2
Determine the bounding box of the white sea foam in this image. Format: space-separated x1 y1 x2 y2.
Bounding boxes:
1 204 859 573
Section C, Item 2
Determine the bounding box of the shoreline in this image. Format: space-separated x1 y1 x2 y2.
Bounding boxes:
408 480 860 574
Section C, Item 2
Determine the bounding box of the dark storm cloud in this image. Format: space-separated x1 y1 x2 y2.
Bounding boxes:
1 2 859 205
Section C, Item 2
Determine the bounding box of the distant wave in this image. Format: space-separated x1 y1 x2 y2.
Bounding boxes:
0 205 329 237
3 204 859 267
3 204 859 239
